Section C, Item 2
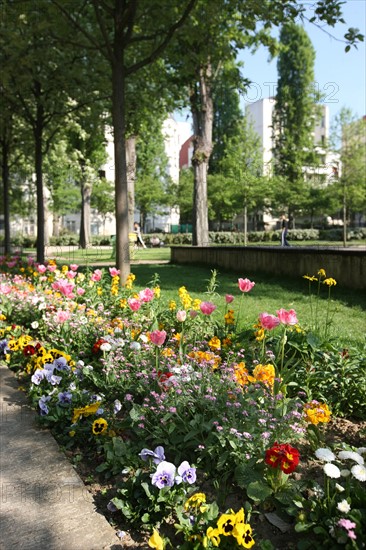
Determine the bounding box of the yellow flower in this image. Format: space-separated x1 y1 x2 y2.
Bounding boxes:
92 418 108 435
61 265 69 273
323 277 337 286
154 286 161 298
232 523 255 548
225 309 235 325
250 364 275 388
233 362 249 386
120 299 127 308
303 274 318 282
318 268 326 278
205 527 221 547
184 493 206 511
169 300 176 311
148 528 164 550
217 511 236 536
222 336 232 347
192 298 202 310
208 336 221 351
97 287 103 295
303 401 331 425
72 402 101 424
69 430 76 437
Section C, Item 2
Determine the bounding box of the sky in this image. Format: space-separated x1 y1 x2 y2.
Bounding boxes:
175 0 366 128
240 0 366 121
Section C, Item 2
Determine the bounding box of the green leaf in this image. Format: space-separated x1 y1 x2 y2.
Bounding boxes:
246 481 273 502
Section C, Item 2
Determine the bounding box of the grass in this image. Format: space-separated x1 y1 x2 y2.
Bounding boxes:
21 246 366 347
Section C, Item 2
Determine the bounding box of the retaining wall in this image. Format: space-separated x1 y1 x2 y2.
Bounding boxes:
171 246 366 290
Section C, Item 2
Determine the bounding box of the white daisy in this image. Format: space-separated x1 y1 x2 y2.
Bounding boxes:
351 464 366 482
337 499 351 513
315 448 336 462
338 450 364 465
323 463 341 478
335 483 345 492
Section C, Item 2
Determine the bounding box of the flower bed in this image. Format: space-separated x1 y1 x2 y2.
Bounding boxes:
0 255 365 549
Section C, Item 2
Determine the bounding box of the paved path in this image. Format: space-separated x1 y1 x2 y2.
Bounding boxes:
0 363 123 550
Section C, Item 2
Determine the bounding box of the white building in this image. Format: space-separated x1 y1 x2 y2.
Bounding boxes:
246 98 341 182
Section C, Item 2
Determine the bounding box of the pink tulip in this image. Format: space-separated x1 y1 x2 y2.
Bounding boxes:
91 269 102 282
276 308 298 326
37 264 47 274
76 287 85 296
176 310 187 322
47 264 57 272
138 288 155 303
70 264 79 271
238 278 255 293
259 312 280 330
200 301 217 316
55 310 71 323
51 279 75 298
225 294 234 303
66 270 77 279
109 267 120 277
150 330 167 346
128 298 142 311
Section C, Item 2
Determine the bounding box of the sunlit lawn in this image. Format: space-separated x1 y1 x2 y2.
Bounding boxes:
21 244 366 347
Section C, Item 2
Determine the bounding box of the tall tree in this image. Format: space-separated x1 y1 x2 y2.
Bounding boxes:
331 108 366 244
272 22 317 221
52 0 197 282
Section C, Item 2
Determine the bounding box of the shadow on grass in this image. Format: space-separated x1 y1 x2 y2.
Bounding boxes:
129 263 366 313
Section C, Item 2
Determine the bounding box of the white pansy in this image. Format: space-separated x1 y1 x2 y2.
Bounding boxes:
100 342 111 352
337 500 351 513
130 341 141 351
338 450 364 465
31 321 39 329
335 483 345 492
315 448 336 462
323 463 341 479
351 464 366 482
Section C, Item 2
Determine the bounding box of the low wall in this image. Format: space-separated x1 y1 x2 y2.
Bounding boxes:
171 246 366 290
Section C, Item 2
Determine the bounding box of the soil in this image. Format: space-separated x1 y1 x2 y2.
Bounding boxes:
70 417 366 549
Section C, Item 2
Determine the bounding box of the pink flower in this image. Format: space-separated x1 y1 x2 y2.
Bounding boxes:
128 298 142 311
176 310 187 322
338 519 356 531
47 264 57 272
150 330 167 346
190 310 198 318
238 278 255 293
0 283 12 295
259 312 280 330
109 267 120 277
66 270 77 279
70 264 78 271
54 310 71 323
200 301 217 315
91 269 102 282
138 288 155 303
276 308 298 325
225 294 234 303
37 264 47 274
51 279 75 298
76 287 85 296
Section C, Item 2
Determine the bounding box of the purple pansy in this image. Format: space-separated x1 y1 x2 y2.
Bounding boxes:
139 446 165 464
31 369 45 385
58 391 72 404
176 461 197 484
151 461 176 489
53 356 70 372
39 395 51 415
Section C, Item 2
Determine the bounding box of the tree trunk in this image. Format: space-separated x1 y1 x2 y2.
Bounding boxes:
112 17 130 282
79 162 92 249
126 135 136 230
190 62 213 247
34 100 45 264
1 140 11 255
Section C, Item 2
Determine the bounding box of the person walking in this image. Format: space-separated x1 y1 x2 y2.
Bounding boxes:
133 222 146 248
281 215 290 247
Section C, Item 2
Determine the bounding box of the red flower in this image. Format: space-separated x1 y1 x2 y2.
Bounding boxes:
265 442 300 474
157 370 174 389
92 338 108 354
23 344 36 357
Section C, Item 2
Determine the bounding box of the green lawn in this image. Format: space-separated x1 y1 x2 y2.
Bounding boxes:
21 245 366 348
